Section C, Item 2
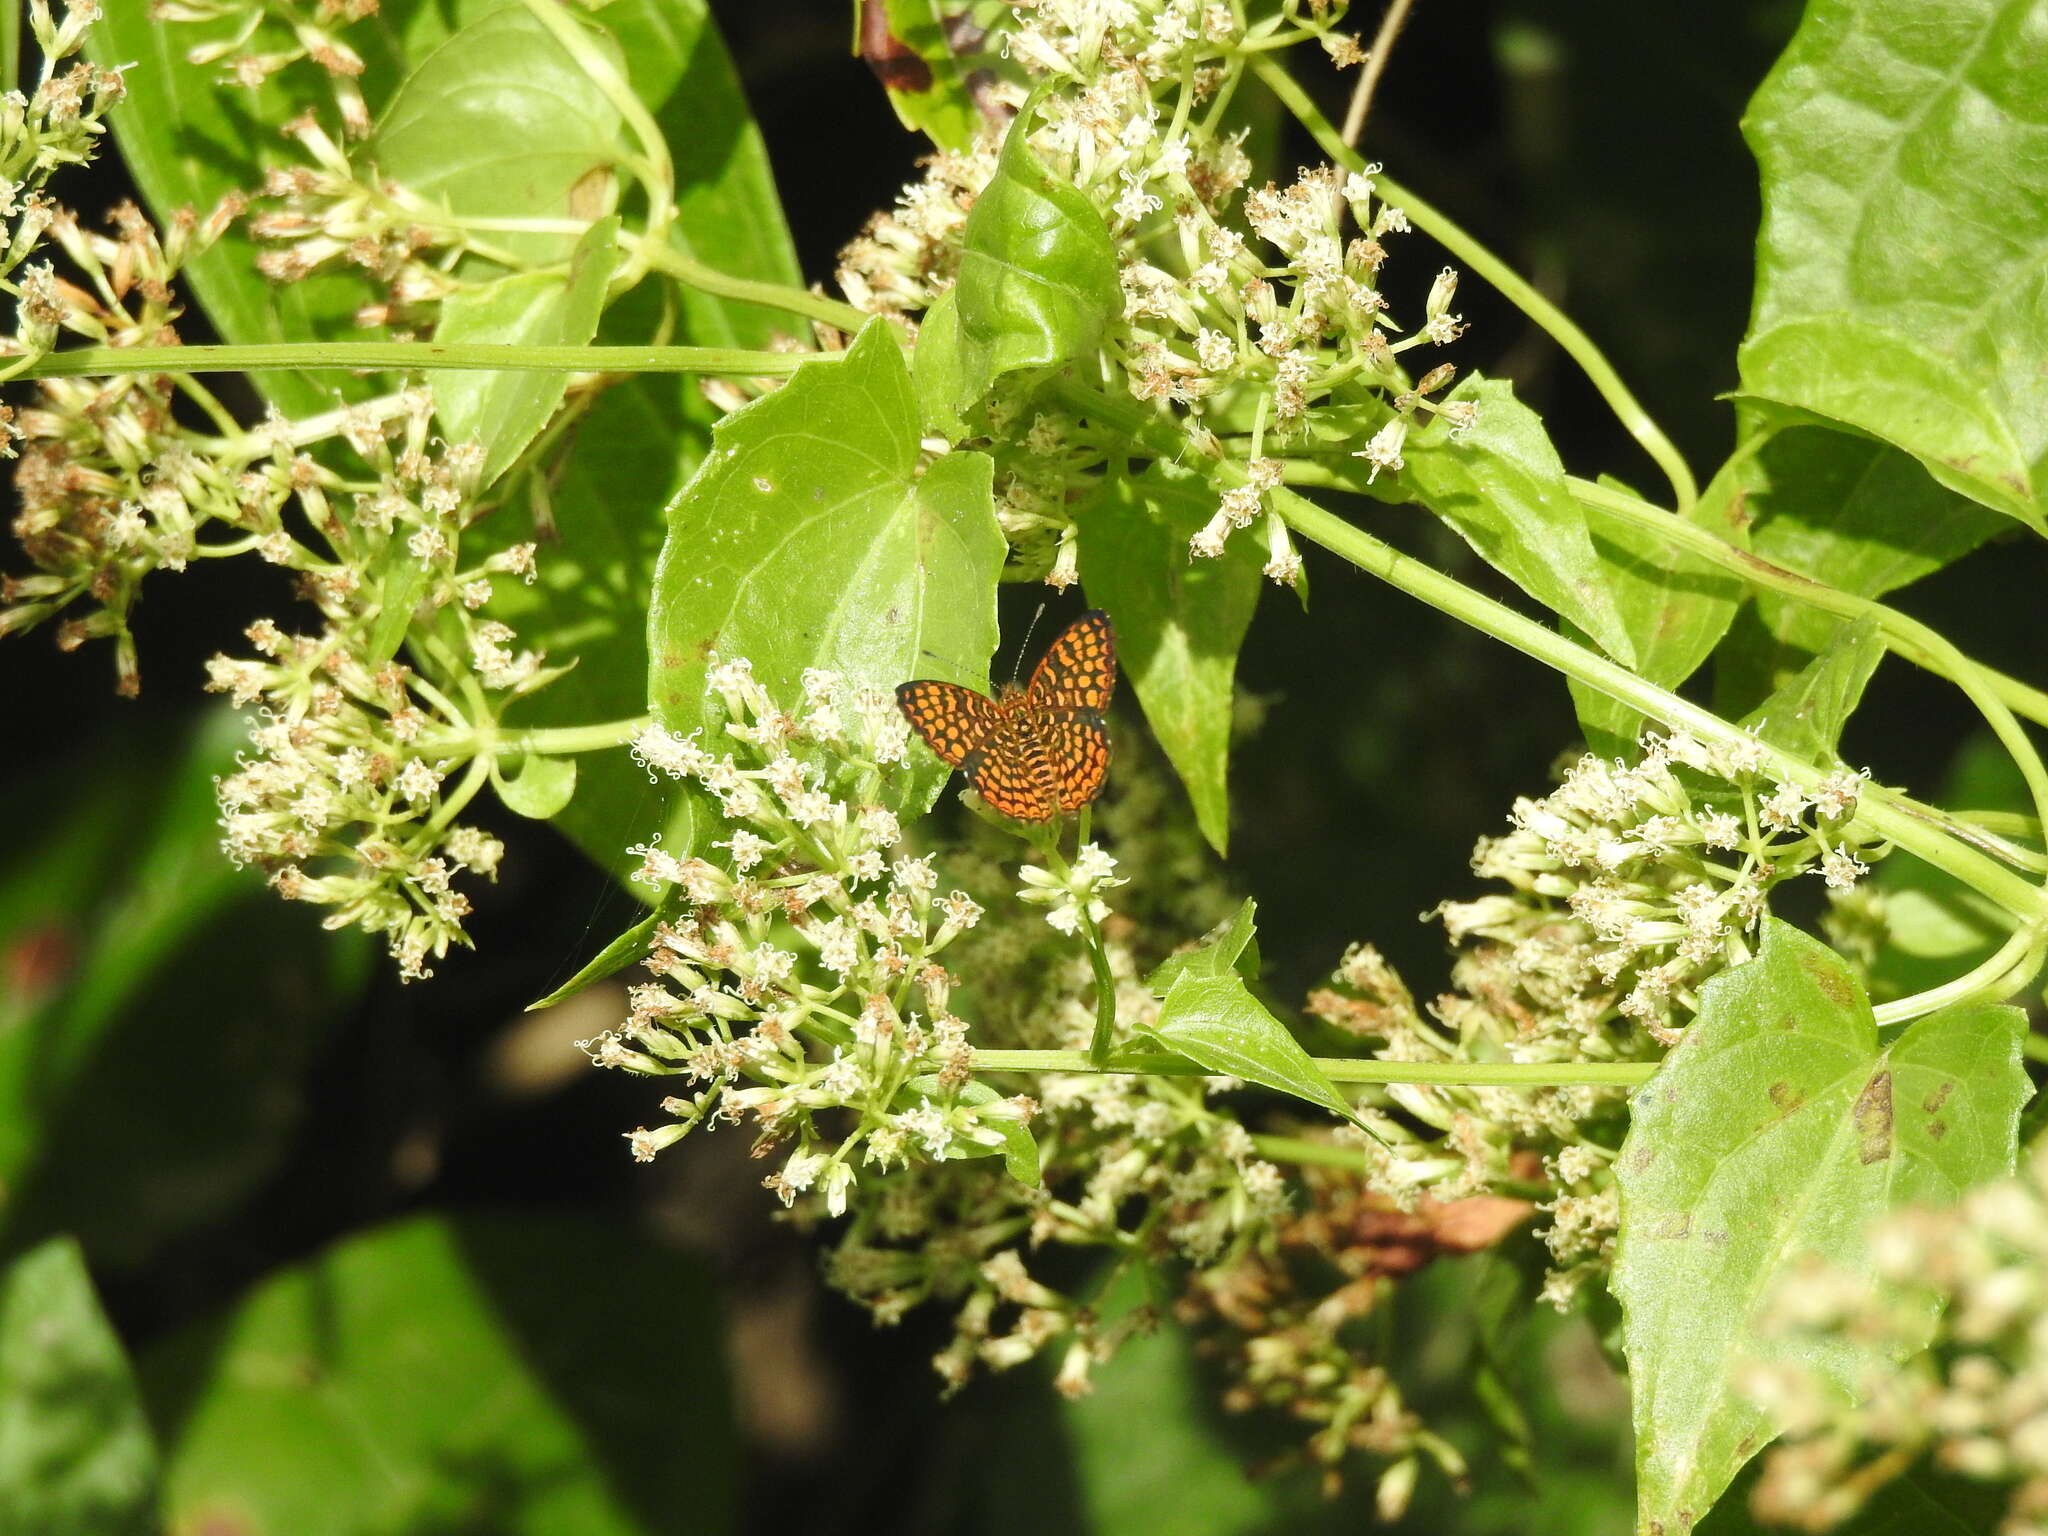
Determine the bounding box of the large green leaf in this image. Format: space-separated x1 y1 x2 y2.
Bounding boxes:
460 0 802 883
1570 473 1746 758
1403 377 1637 669
920 103 1118 429
372 4 624 269
648 320 1006 829
0 1238 157 1536
433 217 620 490
1740 0 2048 530
1613 919 2029 1532
1078 467 1261 855
144 1213 736 1536
0 714 371 1270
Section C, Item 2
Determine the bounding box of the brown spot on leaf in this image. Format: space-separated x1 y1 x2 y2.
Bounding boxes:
1652 1211 1691 1240
859 0 934 94
1799 951 1856 1006
1922 1081 1955 1114
1854 1071 1893 1164
1767 1081 1805 1118
1927 1119 1949 1141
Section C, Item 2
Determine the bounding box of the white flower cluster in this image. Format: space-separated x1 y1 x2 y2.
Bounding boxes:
835 0 1468 590
1445 730 1873 1044
588 662 1044 1217
203 389 544 980
1744 1143 2048 1534
822 931 1300 1401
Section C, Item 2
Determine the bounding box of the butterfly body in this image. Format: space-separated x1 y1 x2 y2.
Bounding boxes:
896 611 1116 823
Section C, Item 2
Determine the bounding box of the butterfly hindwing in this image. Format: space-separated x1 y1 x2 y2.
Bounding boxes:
895 679 1001 768
1026 610 1116 714
965 708 1060 822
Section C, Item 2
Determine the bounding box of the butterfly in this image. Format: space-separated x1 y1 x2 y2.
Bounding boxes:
896 610 1117 823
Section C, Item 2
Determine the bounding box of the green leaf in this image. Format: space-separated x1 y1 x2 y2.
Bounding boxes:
1613 918 2029 1532
1403 377 1637 669
373 4 623 269
906 1075 1042 1185
1147 972 1360 1128
455 2 801 882
1740 0 2048 530
859 0 1014 152
648 321 1006 828
493 752 579 820
1721 423 2007 706
146 1213 737 1536
526 883 686 1012
947 104 1119 401
0 713 371 1269
1078 467 1261 855
1570 472 1746 757
1146 897 1259 994
435 217 620 489
912 286 975 437
1739 616 1883 765
0 1238 157 1536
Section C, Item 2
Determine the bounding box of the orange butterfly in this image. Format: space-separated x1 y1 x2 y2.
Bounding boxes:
896 611 1116 823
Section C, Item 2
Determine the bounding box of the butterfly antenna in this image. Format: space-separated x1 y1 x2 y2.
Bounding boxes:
1013 601 1048 688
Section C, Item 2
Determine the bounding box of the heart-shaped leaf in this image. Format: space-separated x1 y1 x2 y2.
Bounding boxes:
1614 918 2029 1532
648 320 1006 832
1740 0 2048 529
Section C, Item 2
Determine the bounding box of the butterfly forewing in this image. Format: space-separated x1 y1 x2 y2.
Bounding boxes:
895 679 1002 767
1025 610 1116 714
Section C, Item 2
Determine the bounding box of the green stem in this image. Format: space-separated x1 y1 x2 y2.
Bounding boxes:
970 1049 1655 1087
16 343 826 379
1248 54 1699 511
517 0 675 290
419 715 651 760
1873 925 2045 1028
1569 474 2048 892
1268 485 2048 923
1250 1133 1368 1171
640 242 873 336
1568 474 2048 734
1077 904 1119 1065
